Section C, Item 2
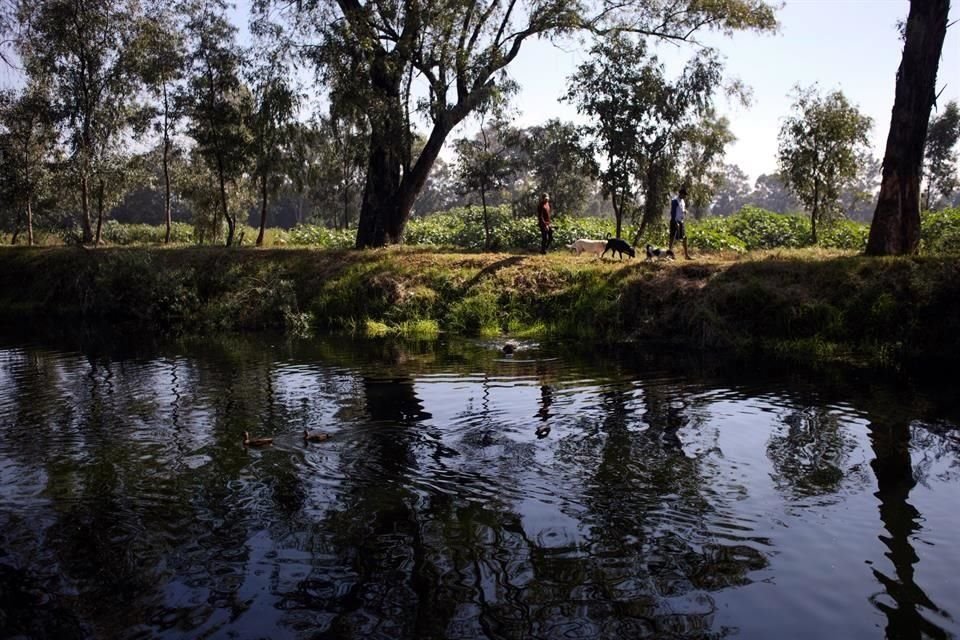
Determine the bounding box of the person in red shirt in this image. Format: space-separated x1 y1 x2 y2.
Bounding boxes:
537 192 553 254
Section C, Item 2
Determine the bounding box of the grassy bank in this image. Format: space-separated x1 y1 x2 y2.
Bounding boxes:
1 246 958 368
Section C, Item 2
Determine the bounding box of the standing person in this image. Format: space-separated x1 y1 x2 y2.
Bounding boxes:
669 187 692 260
537 192 553 254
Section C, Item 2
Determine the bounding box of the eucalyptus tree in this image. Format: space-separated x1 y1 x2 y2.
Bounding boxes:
247 20 300 246
922 100 960 211
454 112 522 249
323 104 369 230
0 0 18 67
0 82 57 245
566 35 724 240
258 0 778 248
414 157 459 216
677 111 736 219
523 119 596 217
777 87 872 243
136 1 187 243
181 0 253 246
749 173 800 213
712 164 751 216
18 0 147 244
867 0 950 255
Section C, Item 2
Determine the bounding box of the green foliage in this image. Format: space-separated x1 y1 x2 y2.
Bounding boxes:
921 208 960 254
725 206 811 250
101 220 194 244
817 219 869 251
447 287 502 336
777 86 873 240
565 34 724 234
686 217 747 253
283 225 355 248
923 101 960 209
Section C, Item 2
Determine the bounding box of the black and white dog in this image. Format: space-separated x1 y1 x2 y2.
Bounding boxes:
645 244 675 261
601 237 636 259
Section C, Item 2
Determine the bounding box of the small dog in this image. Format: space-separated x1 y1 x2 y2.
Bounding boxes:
601 237 636 259
645 244 675 261
566 238 607 256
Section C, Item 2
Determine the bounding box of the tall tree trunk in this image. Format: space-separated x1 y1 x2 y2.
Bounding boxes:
811 180 820 244
216 154 234 247
356 113 404 247
11 209 22 245
80 172 93 243
341 136 351 230
866 0 950 256
811 205 818 244
355 52 461 248
343 173 350 231
162 82 172 244
480 185 490 250
25 158 34 246
26 196 34 247
94 176 105 246
614 191 624 240
257 172 268 247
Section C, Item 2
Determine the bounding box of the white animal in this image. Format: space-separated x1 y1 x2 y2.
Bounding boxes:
566 238 608 256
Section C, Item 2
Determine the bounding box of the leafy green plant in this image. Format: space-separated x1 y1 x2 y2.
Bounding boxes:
921 207 960 255
725 206 812 249
818 219 868 251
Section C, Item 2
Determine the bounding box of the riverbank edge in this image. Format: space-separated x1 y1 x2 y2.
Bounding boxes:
1 246 958 368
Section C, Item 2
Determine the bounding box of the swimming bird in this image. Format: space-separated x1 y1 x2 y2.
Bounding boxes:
243 431 273 447
535 425 551 438
502 342 517 355
303 429 330 443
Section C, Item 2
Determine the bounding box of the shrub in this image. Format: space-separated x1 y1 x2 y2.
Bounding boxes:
818 219 869 251
101 221 194 245
284 225 355 248
921 208 960 255
687 217 747 253
726 206 812 250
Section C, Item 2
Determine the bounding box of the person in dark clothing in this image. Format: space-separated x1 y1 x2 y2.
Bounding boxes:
537 192 553 254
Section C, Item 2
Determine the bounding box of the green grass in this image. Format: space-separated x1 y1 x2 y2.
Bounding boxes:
1 239 959 369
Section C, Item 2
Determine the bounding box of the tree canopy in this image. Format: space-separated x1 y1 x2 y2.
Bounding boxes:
257 0 779 247
778 86 872 243
922 100 960 210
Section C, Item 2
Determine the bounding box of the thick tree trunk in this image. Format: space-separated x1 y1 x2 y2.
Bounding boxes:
355 113 405 247
257 172 268 247
355 53 460 248
866 0 949 256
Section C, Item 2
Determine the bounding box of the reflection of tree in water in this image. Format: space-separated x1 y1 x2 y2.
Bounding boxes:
868 420 953 640
286 353 443 637
532 382 768 638
908 420 960 484
766 408 864 496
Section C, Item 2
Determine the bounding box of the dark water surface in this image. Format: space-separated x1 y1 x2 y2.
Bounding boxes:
0 334 958 639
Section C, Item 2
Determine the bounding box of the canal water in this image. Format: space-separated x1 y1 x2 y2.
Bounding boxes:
0 335 957 639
